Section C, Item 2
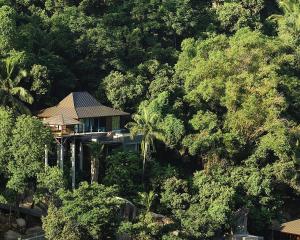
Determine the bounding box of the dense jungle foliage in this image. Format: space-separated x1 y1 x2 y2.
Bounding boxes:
0 0 300 239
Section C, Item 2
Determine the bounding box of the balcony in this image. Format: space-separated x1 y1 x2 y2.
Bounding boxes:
51 125 142 144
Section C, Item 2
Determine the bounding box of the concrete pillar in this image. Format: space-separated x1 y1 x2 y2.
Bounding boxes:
44 145 49 168
56 144 60 167
60 143 64 171
71 142 76 189
57 143 60 167
79 142 83 171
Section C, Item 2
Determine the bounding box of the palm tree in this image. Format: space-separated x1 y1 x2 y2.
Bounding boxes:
0 57 33 114
88 141 105 183
138 191 156 213
126 107 164 178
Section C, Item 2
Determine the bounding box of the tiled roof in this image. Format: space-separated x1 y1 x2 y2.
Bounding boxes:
43 114 82 125
76 105 129 118
274 219 300 236
38 92 129 119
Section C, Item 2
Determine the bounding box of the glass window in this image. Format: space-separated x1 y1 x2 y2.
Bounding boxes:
84 119 90 132
112 116 120 130
98 117 106 132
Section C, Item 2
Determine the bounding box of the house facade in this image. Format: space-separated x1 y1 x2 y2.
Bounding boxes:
39 92 128 136
271 219 300 240
38 92 141 188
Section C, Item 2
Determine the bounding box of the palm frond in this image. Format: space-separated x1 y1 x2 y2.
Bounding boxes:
10 87 34 104
126 104 169 179
4 58 14 79
268 14 284 22
0 57 33 114
279 0 300 14
14 69 27 85
126 122 141 139
7 95 31 115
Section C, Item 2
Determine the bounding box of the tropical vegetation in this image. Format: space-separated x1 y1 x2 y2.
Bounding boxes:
0 0 299 239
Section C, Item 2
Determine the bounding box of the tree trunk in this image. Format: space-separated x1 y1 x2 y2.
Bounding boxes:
142 141 150 184
91 157 99 183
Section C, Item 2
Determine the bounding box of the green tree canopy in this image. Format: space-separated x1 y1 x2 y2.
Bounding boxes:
103 71 145 111
271 0 300 44
0 5 17 52
7 115 52 193
103 150 142 198
47 182 121 239
42 203 83 240
0 107 14 176
176 29 299 180
160 163 283 238
36 166 65 204
214 0 268 32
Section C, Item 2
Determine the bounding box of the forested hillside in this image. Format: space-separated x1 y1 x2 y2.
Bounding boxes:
0 0 300 239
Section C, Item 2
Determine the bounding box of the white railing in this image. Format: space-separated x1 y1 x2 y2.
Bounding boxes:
19 233 45 240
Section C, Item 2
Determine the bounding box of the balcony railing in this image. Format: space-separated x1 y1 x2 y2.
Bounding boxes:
50 127 142 144
50 126 109 137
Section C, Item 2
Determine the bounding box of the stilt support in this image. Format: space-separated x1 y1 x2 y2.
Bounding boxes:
79 142 83 171
60 143 64 171
44 145 49 168
57 143 60 167
71 141 76 189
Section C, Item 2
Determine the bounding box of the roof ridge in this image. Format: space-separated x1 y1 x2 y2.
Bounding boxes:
70 92 79 119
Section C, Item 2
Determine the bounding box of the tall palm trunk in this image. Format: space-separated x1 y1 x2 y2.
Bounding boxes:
88 142 104 184
142 141 145 175
142 140 153 178
142 140 148 182
91 156 100 183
